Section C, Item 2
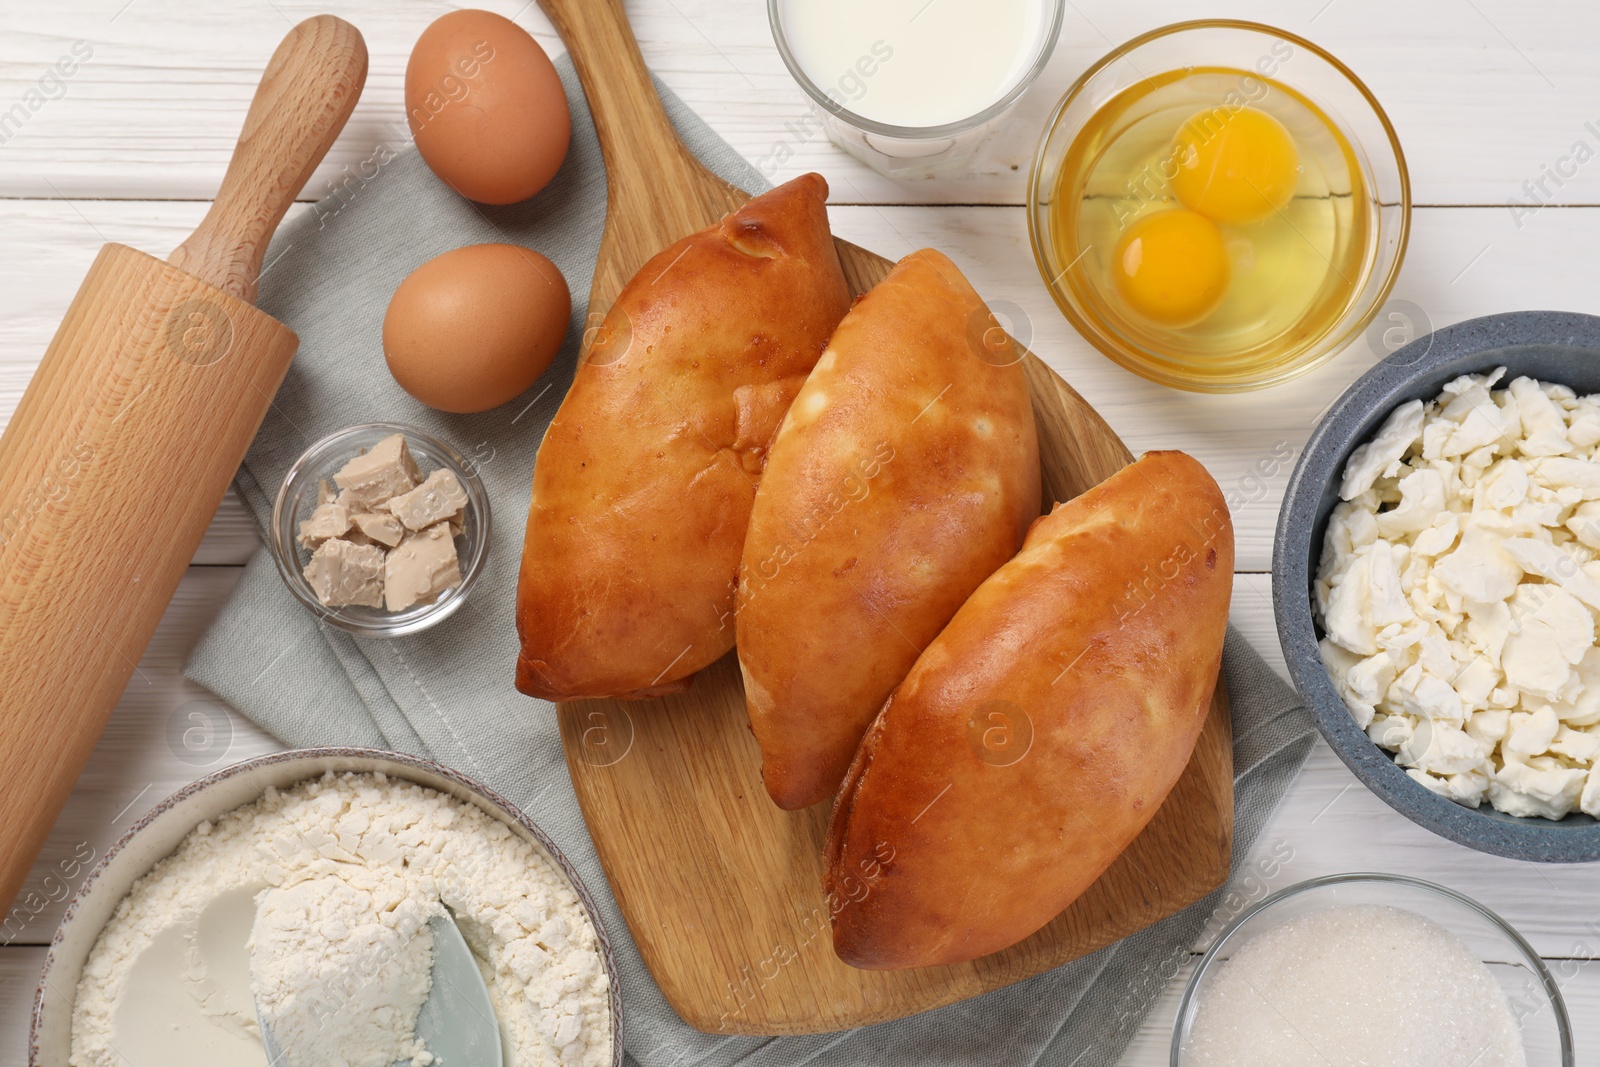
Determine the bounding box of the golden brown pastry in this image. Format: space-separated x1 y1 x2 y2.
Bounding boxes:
824 451 1232 969
737 249 1041 810
516 174 851 701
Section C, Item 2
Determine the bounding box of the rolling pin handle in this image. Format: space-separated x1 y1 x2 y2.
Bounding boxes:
167 15 368 304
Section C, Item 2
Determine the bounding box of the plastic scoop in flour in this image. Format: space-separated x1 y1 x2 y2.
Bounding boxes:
253 895 501 1067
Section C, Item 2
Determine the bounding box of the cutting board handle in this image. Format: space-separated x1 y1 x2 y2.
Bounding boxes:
537 0 716 213
167 15 367 304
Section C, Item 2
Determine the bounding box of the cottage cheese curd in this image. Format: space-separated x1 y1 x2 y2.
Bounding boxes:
1316 368 1600 819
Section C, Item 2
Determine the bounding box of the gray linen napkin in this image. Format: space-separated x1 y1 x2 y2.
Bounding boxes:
186 56 1316 1066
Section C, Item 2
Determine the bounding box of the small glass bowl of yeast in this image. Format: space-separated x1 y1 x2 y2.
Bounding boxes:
1171 873 1572 1066
269 422 491 636
1028 20 1410 392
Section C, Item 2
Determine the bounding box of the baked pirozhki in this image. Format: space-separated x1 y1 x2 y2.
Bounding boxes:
515 173 851 701
824 451 1233 968
737 249 1041 809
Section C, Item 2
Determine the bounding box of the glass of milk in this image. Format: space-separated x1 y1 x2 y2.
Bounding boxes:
768 0 1065 177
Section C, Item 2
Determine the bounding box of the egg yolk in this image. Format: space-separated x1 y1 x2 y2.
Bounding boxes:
1170 106 1300 225
1111 209 1230 327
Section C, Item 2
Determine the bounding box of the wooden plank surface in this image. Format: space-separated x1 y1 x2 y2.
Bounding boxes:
1 0 1598 205
5 0 1600 1061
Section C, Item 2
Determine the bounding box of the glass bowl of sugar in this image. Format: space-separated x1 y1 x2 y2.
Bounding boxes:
767 0 1064 177
1172 873 1572 1066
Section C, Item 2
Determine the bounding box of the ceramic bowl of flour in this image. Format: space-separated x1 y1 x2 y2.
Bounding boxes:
30 748 624 1067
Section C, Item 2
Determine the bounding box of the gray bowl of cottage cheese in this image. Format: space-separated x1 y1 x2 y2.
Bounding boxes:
1275 310 1600 862
30 748 622 1066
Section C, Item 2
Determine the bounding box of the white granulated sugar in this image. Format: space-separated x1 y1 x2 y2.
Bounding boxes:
1184 904 1526 1067
249 875 439 1067
70 772 611 1067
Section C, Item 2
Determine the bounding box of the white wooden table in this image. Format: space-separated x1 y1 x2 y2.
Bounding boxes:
3 0 1599 1060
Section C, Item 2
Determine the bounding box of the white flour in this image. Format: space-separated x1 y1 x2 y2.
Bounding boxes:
249 875 439 1067
70 771 612 1067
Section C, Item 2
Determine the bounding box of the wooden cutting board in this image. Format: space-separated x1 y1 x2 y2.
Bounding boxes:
538 0 1234 1036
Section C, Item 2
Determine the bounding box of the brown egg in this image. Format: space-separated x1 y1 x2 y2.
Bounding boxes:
384 244 571 414
405 10 571 205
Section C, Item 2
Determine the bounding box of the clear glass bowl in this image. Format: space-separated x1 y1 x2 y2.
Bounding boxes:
268 422 490 636
1171 873 1573 1066
1028 20 1410 392
767 0 1065 177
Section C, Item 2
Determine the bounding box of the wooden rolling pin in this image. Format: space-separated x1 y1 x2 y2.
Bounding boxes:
0 16 366 913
